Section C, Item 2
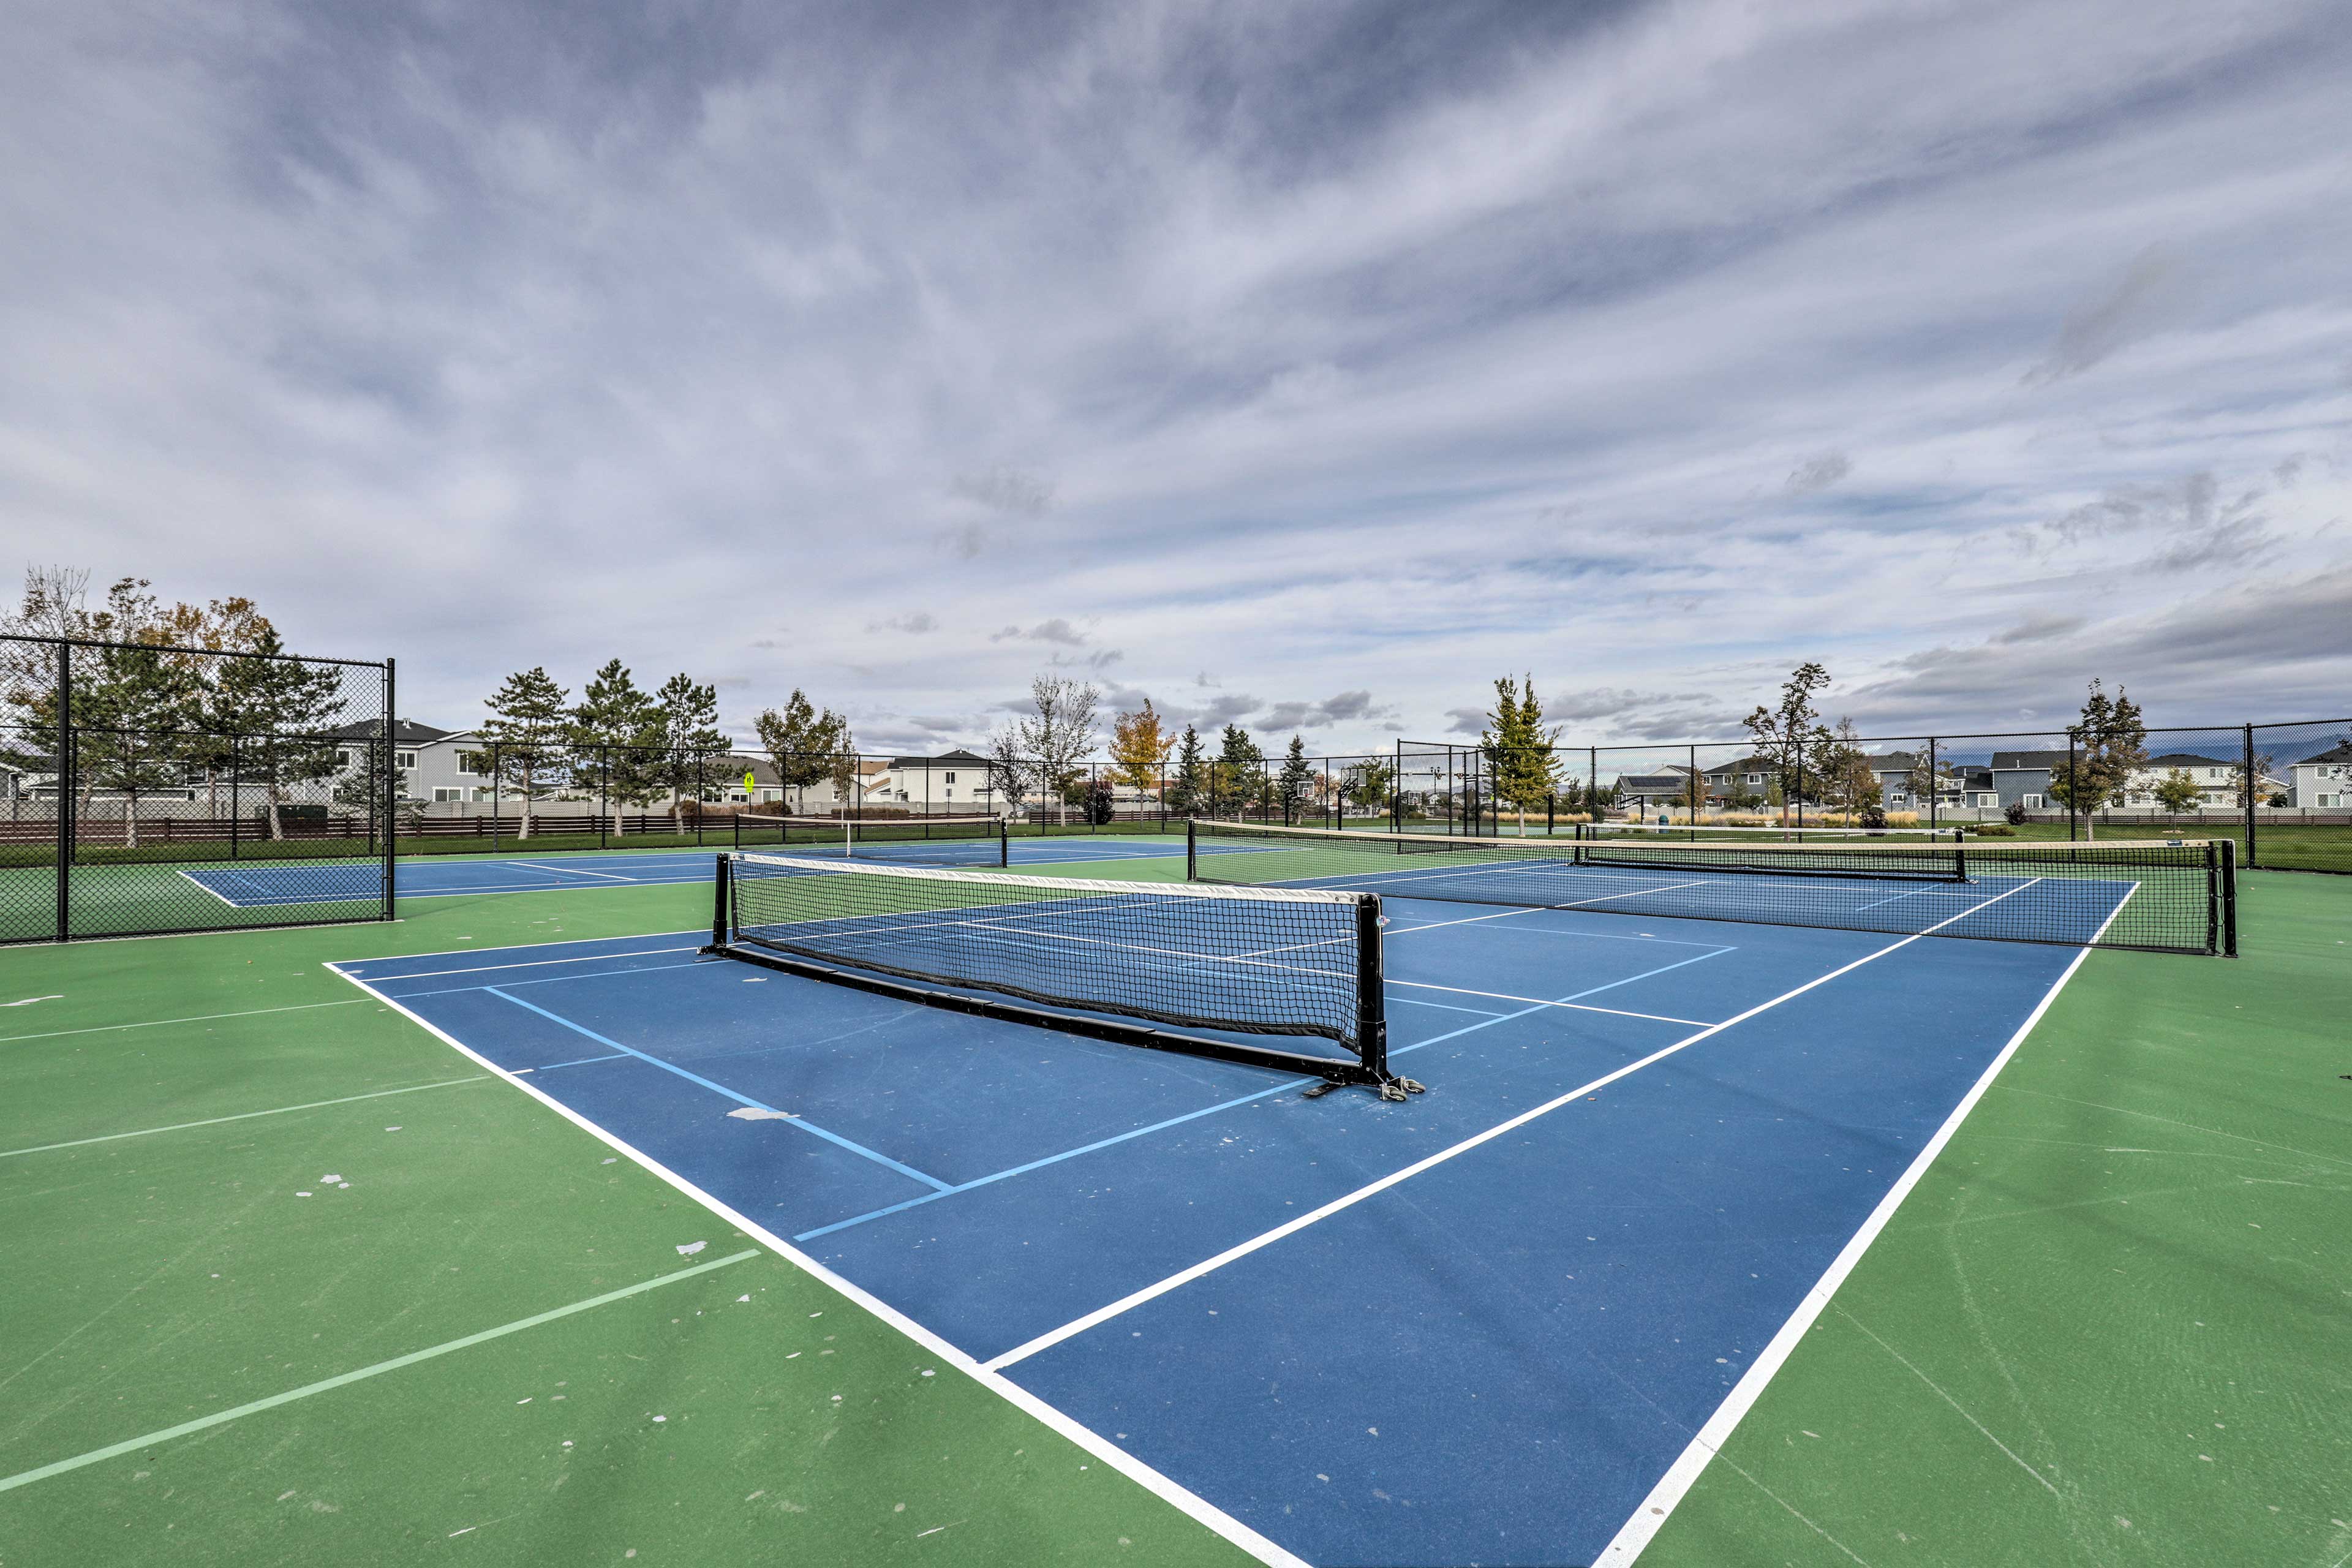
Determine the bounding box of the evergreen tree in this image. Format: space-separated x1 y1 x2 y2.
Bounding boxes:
1480 674 1562 834
1166 724 1207 816
569 659 664 835
651 673 729 834
1275 735 1314 824
480 667 570 840
206 627 349 840
82 639 202 847
1216 723 1261 818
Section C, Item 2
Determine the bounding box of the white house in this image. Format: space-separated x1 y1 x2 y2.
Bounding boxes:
2288 742 2352 807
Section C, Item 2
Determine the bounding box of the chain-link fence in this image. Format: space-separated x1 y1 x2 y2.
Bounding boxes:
0 635 395 943
1386 717 2352 873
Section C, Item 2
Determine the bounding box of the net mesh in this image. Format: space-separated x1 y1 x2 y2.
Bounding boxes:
731 815 1007 865
713 853 1389 1078
1191 821 2230 955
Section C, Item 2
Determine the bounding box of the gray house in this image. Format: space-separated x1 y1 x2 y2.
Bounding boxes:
1986 750 2069 810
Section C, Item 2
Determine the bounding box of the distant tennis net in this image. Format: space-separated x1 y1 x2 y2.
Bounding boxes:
1188 821 2233 956
706 853 1403 1088
731 814 1008 867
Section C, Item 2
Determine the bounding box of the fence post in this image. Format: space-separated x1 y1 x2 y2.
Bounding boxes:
1390 741 1401 833
491 742 500 853
54 641 71 941
383 659 397 919
597 746 609 849
229 732 240 863
2242 724 2257 869
1928 737 1938 831
2066 733 2078 840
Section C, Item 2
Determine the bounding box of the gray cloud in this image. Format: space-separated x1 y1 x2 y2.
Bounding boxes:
1991 611 2086 644
951 467 1055 516
2024 246 2185 386
1784 453 1852 495
992 619 1088 646
868 612 938 633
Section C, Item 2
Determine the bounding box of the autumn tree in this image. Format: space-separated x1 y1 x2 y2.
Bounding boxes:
1109 699 1175 799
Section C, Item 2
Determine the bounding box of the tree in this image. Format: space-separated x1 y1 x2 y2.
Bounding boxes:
2231 748 2277 810
2048 680 2147 839
752 690 855 809
1014 675 1099 826
480 667 571 840
1743 662 1832 831
80 639 202 846
2153 768 2203 814
1812 718 1878 818
1109 699 1175 798
206 627 349 840
650 673 728 834
1166 725 1207 817
569 659 665 835
1216 723 1262 818
986 723 1035 822
1343 756 1396 819
1479 674 1561 835
1275 735 1314 824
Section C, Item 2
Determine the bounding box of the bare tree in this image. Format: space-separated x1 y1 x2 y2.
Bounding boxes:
1014 674 1099 826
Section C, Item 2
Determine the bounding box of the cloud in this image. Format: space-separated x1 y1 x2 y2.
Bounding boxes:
992 618 1088 646
1991 611 2086 644
950 467 1055 516
2024 245 2185 385
1784 452 1852 495
1446 707 1485 734
867 612 938 633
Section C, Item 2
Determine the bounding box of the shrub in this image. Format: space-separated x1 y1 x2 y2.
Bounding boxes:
2003 801 2028 826
1970 823 2016 837
1858 805 1888 831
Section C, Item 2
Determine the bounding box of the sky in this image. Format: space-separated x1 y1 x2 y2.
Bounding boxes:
4 0 2348 760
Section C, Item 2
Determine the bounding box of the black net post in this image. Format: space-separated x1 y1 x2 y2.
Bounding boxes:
2220 839 2237 956
1355 894 1387 1079
2243 723 2258 869
1185 817 1198 880
709 853 731 949
53 641 71 940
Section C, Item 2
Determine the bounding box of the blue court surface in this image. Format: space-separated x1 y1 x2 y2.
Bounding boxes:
176 835 1186 907
328 880 2086 1567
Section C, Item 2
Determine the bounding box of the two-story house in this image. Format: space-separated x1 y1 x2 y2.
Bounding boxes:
2288 742 2352 807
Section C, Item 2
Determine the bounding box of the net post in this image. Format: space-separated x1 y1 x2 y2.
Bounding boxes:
1185 817 1198 881
998 823 1009 867
53 640 71 941
1354 894 1388 1082
2217 837 2236 957
383 657 398 922
1954 840 1967 884
708 853 731 951
2242 723 2257 869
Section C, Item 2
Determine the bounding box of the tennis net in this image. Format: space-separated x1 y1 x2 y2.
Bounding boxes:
733 814 1007 866
706 853 1404 1089
1188 821 2233 956
1579 821 1963 846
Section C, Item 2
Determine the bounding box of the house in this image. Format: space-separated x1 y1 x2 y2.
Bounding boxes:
1612 767 1698 810
2288 741 2352 807
1985 750 2070 810
869 750 995 812
1937 766 2000 810
1694 755 1777 808
2119 753 2245 809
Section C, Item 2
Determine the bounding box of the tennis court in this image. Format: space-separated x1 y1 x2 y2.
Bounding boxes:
319 840 2097 1566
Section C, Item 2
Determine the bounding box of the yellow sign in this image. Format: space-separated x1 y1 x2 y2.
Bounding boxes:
744 771 756 794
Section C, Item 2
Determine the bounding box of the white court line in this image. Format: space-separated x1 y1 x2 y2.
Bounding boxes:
1383 978 1712 1028
502 859 638 882
982 877 2042 1373
324 960 1310 1568
1594 877 2121 1564
0 1075 491 1159
0 1250 759 1496
174 867 243 907
393 959 722 1001
0 999 361 1046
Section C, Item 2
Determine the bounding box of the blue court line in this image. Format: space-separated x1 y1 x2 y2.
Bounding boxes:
793 941 1739 1243
480 987 954 1194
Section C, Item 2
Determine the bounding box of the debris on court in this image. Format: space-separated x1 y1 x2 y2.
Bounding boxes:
676 1240 707 1256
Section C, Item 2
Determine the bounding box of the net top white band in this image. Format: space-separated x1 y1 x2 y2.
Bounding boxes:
729 851 1374 906
1196 820 2218 854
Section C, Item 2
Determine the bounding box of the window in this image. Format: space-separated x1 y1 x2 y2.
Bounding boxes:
433 787 461 803
2022 794 2043 808
456 750 486 776
337 748 356 769
396 751 418 771
472 787 493 803
1747 773 1762 784
944 772 956 784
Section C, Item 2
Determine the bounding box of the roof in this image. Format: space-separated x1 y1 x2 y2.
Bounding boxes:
2294 742 2352 764
1988 750 2069 769
331 718 454 744
2141 753 2233 768
888 749 988 767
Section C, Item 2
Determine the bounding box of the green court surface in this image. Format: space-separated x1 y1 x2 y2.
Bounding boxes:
0 848 2343 1566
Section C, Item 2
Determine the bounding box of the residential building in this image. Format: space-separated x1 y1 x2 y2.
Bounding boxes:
2288 742 2352 807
